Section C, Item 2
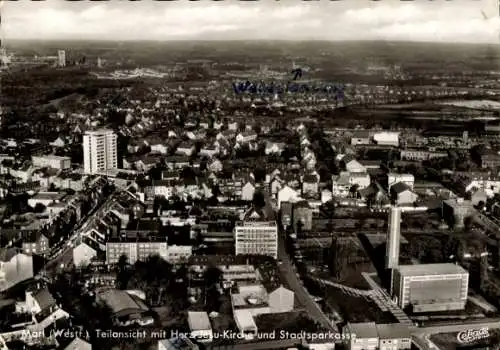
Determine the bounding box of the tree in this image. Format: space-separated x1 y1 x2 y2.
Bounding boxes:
203 265 222 312
116 254 129 290
33 203 47 213
349 184 359 198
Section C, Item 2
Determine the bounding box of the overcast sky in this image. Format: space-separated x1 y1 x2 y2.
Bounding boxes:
2 0 499 43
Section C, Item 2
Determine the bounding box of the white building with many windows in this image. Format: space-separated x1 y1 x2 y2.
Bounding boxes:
83 129 118 175
234 221 278 259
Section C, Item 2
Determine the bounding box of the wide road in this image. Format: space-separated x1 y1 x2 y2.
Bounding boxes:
414 318 500 335
277 230 338 332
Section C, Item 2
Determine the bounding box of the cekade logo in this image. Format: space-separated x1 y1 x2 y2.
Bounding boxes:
457 327 490 343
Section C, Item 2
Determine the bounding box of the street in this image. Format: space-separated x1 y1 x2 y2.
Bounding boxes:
277 229 338 332
40 189 118 276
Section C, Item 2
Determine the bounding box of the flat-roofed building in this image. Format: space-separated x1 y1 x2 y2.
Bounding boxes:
234 221 278 259
187 311 213 343
32 155 71 170
391 263 469 313
106 233 168 265
233 309 258 339
343 322 413 350
343 322 379 350
376 323 412 350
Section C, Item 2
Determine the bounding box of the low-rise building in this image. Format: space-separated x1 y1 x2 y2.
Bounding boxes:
106 234 168 265
32 155 71 170
187 311 213 343
0 248 34 292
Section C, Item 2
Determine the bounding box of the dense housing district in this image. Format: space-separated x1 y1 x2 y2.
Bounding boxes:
0 41 500 350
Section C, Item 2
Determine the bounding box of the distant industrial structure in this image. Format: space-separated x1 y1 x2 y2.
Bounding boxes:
58 50 66 67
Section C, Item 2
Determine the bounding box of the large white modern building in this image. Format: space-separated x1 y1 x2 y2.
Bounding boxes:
391 263 469 312
83 129 118 175
234 221 278 259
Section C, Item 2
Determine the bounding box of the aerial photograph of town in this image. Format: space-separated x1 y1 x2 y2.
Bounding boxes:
0 0 499 349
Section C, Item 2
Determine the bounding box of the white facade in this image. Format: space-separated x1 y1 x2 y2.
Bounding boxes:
58 50 66 67
348 172 371 189
0 252 34 292
373 132 399 146
268 286 294 313
32 155 71 170
73 242 97 268
187 311 213 343
388 173 414 191
235 221 278 259
165 245 192 264
386 206 401 270
83 129 118 175
392 264 469 312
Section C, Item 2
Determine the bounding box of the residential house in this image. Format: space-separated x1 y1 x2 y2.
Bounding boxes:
216 130 236 141
277 186 300 208
341 156 366 173
351 130 371 146
264 141 285 155
186 130 207 141
21 231 50 256
0 248 34 292
176 143 196 157
390 182 418 205
302 173 319 197
73 236 99 268
199 145 219 158
481 152 500 169
136 156 162 172
293 201 312 233
49 136 66 148
236 131 258 144
149 141 169 155
268 286 294 313
208 159 223 173
241 181 256 201
165 156 190 170
388 173 415 191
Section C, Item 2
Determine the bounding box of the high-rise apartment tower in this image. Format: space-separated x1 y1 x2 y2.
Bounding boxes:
83 129 118 175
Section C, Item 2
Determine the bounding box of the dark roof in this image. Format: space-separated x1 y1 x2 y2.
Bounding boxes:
390 182 411 194
0 248 21 262
303 174 318 183
33 287 57 310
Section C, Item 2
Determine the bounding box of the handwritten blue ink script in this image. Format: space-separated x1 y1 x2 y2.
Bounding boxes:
232 69 345 100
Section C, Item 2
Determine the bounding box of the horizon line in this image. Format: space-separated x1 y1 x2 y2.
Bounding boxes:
5 38 500 46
